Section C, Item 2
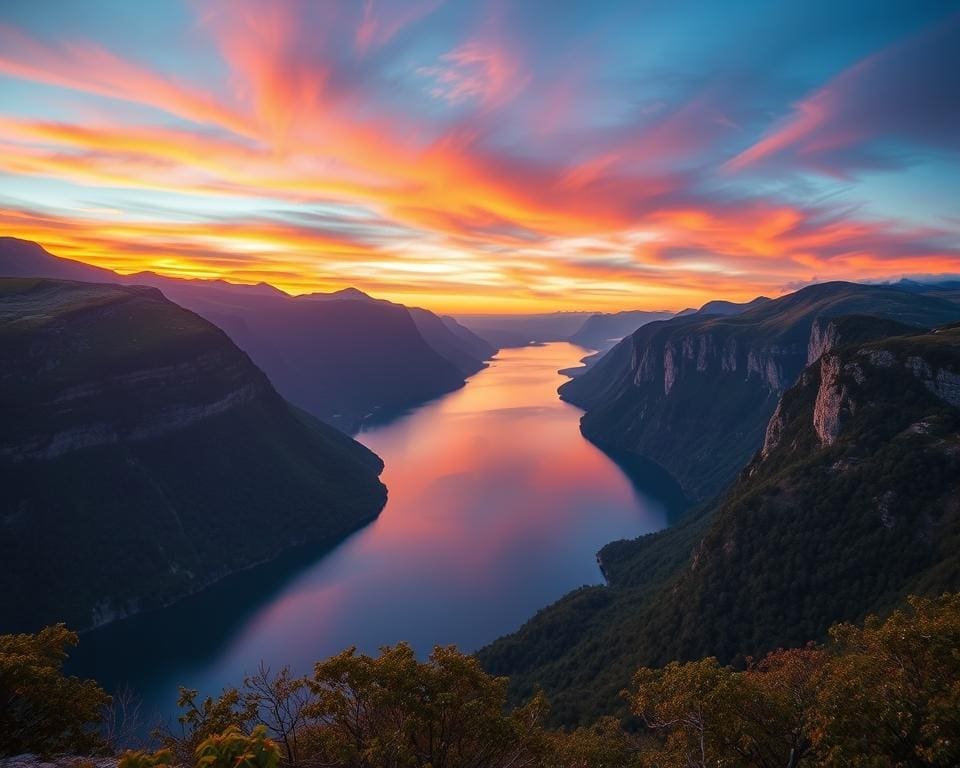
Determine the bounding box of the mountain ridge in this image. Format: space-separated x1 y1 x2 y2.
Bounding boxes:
0 238 492 432
0 277 388 633
560 281 960 500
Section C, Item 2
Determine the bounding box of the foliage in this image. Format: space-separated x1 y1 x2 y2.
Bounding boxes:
195 725 280 768
118 747 176 768
300 642 548 768
157 685 257 762
811 594 960 766
122 727 279 768
631 648 827 768
0 623 110 757
3 598 960 766
629 595 960 767
542 716 644 768
242 663 312 767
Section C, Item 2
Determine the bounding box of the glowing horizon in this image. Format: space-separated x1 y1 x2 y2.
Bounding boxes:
0 1 958 314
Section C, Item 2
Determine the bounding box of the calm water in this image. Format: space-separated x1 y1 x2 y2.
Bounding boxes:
71 342 684 723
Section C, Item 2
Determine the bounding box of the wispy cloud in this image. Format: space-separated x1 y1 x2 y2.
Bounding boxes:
0 1 957 311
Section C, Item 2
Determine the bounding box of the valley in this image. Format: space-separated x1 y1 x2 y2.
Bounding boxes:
65 342 685 723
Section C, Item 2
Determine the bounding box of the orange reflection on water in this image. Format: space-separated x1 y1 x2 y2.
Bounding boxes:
77 343 680 717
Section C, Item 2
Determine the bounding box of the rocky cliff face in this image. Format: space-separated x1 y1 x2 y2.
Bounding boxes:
561 283 960 499
0 278 387 632
764 324 960 455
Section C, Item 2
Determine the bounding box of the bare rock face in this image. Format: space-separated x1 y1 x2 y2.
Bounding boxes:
561 281 960 501
931 369 960 407
902 355 960 408
760 399 787 458
813 355 853 446
807 317 839 363
663 342 678 394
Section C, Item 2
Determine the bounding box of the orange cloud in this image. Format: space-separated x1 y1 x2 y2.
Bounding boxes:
0 4 957 314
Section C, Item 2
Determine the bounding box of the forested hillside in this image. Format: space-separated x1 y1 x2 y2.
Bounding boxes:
0 279 387 632
482 319 960 724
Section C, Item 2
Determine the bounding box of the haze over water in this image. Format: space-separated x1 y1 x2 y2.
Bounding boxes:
72 342 682 721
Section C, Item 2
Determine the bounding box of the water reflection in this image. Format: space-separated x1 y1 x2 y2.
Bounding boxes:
71 342 684 722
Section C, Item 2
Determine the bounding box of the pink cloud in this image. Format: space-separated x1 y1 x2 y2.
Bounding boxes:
355 0 443 55
419 41 529 109
726 13 960 174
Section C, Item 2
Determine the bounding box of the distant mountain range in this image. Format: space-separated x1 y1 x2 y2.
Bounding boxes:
453 312 595 348
0 278 387 633
481 308 960 725
568 310 674 350
0 238 493 432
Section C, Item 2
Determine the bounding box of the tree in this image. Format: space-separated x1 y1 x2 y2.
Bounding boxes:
732 647 826 768
811 593 960 767
544 716 644 768
630 648 827 768
0 624 110 757
242 663 312 766
631 657 739 768
158 685 256 763
301 643 548 768
122 726 279 768
195 725 280 768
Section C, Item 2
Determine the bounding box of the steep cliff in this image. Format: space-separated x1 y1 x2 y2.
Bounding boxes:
0 278 387 632
481 321 960 725
560 282 960 500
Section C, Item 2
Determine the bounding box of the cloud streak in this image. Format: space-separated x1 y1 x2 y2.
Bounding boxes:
0 1 957 311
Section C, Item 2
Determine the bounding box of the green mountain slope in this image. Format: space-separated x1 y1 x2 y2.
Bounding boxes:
560 281 960 500
481 319 960 725
0 278 387 633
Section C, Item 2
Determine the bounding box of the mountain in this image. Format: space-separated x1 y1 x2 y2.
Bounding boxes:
454 312 594 348
0 236 116 282
673 295 771 318
480 318 960 725
0 278 387 633
892 278 960 307
0 238 492 431
560 282 960 500
696 295 771 315
408 308 494 377
440 315 497 363
568 310 674 350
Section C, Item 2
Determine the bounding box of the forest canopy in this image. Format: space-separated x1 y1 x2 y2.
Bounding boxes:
2 593 959 767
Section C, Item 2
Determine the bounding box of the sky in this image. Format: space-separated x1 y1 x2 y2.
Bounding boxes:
0 0 958 312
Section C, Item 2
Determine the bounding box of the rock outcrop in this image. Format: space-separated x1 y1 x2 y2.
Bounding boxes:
560 283 960 499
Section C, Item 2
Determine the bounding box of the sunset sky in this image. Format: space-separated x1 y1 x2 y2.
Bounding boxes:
0 1 957 312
